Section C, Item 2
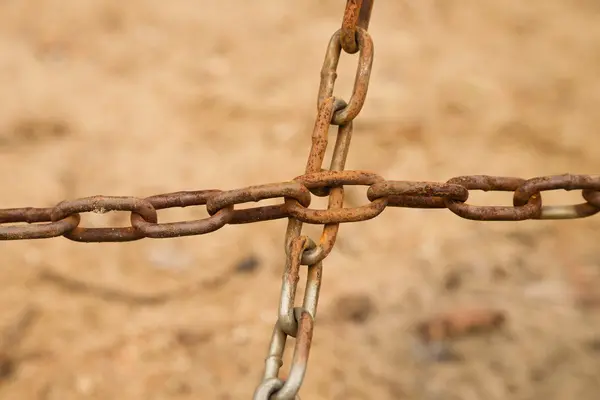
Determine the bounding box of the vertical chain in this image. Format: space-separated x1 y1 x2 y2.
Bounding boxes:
253 2 375 398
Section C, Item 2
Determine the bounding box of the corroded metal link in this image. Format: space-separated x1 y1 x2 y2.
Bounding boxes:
0 208 80 240
444 176 542 221
367 181 469 205
341 0 374 54
205 182 311 216
278 236 322 337
0 207 55 224
286 170 388 224
131 190 234 238
513 174 600 219
51 196 158 242
304 96 349 198
317 28 374 126
384 195 449 209
272 309 314 400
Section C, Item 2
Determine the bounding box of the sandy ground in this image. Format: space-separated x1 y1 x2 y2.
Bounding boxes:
1 1 600 399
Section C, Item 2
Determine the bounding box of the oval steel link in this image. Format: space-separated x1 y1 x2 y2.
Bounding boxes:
285 170 388 224
253 378 300 400
50 196 157 242
0 207 80 240
317 28 374 126
444 176 542 221
205 182 311 217
131 190 234 238
272 309 314 400
279 236 322 337
367 181 469 206
513 174 600 219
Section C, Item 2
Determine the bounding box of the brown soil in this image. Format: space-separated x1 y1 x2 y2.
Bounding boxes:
1 1 600 399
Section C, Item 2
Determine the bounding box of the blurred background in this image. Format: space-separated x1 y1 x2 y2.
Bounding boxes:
1 0 600 399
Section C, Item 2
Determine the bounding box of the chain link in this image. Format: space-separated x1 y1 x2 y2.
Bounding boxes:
341 0 374 54
1 0 599 397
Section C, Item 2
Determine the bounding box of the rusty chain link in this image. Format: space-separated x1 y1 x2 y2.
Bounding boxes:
341 0 374 54
1 0 600 398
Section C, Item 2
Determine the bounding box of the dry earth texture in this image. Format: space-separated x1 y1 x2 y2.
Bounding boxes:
1 1 600 399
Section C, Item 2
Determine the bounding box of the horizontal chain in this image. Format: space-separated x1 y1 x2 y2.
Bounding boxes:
1 172 599 242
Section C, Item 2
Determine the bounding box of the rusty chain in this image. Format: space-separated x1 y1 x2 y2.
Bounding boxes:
1 1 600 398
3 172 600 242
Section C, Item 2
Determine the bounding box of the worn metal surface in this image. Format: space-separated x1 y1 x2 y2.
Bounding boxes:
317 29 374 126
341 0 374 54
0 0 599 398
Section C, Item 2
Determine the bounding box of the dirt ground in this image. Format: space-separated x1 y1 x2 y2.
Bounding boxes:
1 0 600 399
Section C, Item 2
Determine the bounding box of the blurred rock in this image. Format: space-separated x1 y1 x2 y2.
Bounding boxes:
235 255 260 273
332 293 376 324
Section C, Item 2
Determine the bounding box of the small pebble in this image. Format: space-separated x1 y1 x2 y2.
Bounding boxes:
235 255 260 273
333 293 376 324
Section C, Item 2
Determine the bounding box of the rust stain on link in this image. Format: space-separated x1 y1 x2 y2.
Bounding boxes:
279 235 323 337
131 190 234 238
285 170 387 225
444 176 542 221
1 207 54 224
205 182 311 216
296 170 384 188
144 190 222 208
272 310 314 400
302 186 344 261
228 204 290 224
279 236 310 338
304 97 337 195
341 0 374 54
513 174 600 219
385 195 448 208
286 198 387 224
318 28 374 126
367 181 469 203
0 212 80 240
50 196 158 242
305 97 349 197
357 0 374 31
341 0 362 54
